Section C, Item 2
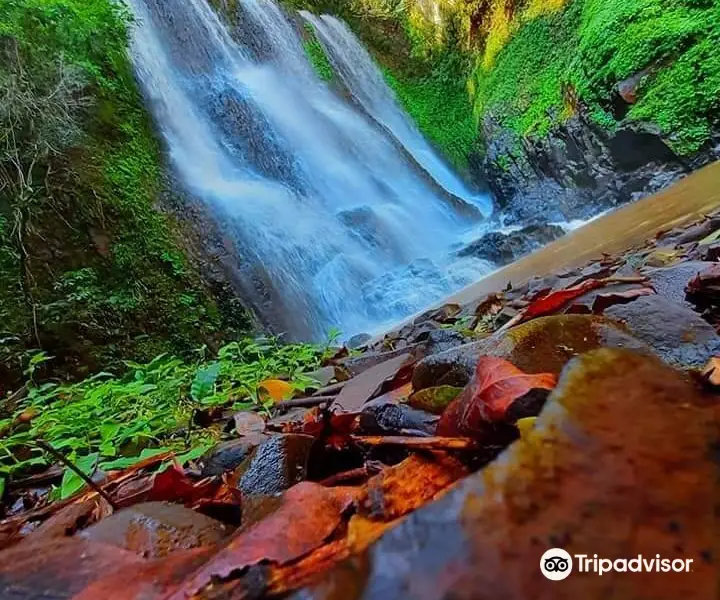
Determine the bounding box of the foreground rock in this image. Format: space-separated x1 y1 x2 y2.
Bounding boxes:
412 315 648 390
301 350 718 599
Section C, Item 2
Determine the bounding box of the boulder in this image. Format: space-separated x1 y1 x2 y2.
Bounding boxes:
79 502 228 558
605 295 720 368
457 224 565 266
644 261 716 306
300 350 718 600
412 315 648 391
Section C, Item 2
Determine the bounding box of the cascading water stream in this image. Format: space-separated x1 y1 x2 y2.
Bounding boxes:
127 0 494 340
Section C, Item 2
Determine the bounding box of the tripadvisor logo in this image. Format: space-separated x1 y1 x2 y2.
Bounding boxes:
540 548 694 580
540 548 573 580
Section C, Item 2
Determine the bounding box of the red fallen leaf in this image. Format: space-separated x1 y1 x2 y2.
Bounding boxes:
438 357 556 437
591 287 655 314
168 482 359 599
148 464 218 505
521 278 606 321
686 263 720 294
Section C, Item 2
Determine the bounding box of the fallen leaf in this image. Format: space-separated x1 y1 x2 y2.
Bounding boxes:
699 357 720 391
698 228 720 245
148 465 217 505
330 353 412 414
591 287 655 314
168 482 358 599
521 278 606 321
259 379 294 402
359 454 467 521
234 411 266 436
437 357 556 437
408 385 463 415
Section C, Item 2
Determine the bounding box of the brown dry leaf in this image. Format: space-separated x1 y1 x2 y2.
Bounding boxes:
233 411 266 436
359 454 468 521
331 353 412 414
148 465 218 505
168 482 359 599
590 287 655 314
438 357 557 438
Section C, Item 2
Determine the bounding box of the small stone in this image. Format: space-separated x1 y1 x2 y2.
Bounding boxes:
235 434 315 498
199 436 267 478
606 295 720 368
347 333 372 350
79 502 228 558
357 398 438 436
456 224 565 266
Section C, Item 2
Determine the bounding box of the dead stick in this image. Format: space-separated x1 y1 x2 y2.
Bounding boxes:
351 435 477 451
275 395 335 410
35 440 119 510
319 466 369 487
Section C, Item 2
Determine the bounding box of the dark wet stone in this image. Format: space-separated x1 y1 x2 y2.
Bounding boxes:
79 502 228 558
299 350 718 600
411 341 487 392
644 261 715 306
235 434 315 497
357 398 438 436
457 224 565 266
347 333 372 350
605 295 720 368
199 436 267 478
413 328 467 356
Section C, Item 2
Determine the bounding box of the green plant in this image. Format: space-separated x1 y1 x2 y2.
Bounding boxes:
0 337 328 486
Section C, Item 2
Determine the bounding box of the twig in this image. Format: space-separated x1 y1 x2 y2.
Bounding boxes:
311 381 347 397
274 395 336 411
351 435 477 451
34 440 118 510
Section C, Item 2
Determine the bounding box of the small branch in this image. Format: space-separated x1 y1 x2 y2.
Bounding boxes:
35 440 118 510
274 395 335 411
351 435 477 451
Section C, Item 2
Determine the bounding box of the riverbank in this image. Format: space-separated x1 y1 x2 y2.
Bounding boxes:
1 164 718 598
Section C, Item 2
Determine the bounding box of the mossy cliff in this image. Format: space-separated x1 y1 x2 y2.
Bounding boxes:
290 0 720 217
0 0 249 386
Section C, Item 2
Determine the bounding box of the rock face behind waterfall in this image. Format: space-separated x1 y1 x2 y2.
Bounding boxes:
476 110 719 226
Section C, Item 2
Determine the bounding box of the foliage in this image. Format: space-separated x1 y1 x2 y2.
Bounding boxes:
302 22 335 81
0 0 228 383
469 0 720 154
0 337 329 483
383 49 477 171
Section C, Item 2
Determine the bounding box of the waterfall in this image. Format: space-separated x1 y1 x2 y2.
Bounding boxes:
127 0 493 340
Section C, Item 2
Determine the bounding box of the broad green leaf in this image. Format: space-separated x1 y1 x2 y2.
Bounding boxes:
191 362 221 402
60 453 99 500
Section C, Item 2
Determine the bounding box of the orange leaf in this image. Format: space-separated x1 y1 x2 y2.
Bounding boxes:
438 357 556 437
259 379 294 402
168 482 359 599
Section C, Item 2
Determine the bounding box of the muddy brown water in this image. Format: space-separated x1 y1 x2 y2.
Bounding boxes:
451 161 720 307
